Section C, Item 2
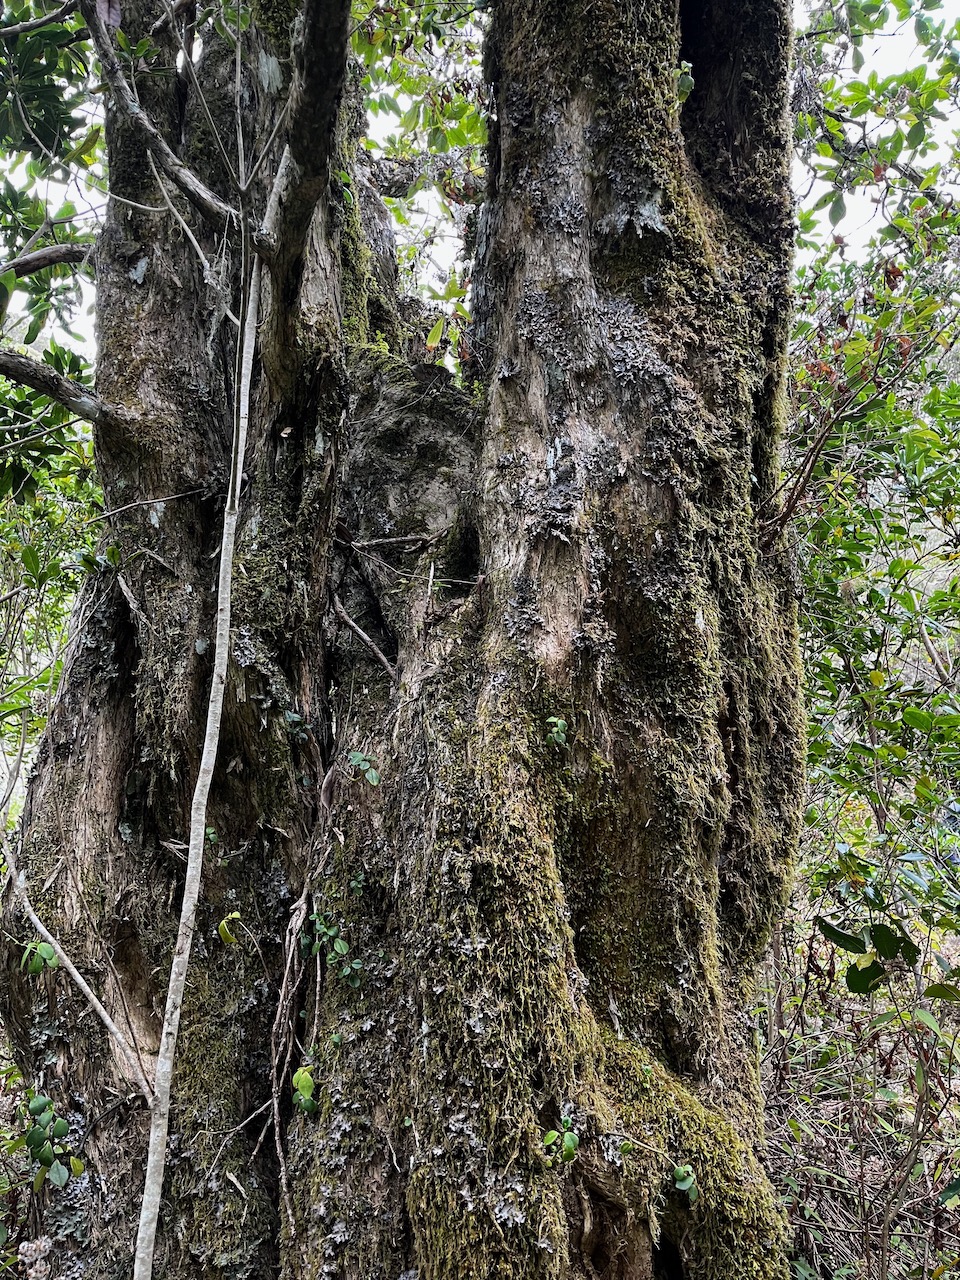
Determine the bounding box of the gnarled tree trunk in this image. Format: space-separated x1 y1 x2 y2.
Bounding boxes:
2 1 803 1277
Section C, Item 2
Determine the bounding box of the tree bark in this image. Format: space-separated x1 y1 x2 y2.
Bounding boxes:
2 2 804 1278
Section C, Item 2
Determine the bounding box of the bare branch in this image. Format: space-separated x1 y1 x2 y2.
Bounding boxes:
149 0 193 37
0 344 117 426
919 621 954 688
78 0 239 232
0 242 92 279
332 594 398 683
258 0 351 281
0 0 78 39
3 854 154 1102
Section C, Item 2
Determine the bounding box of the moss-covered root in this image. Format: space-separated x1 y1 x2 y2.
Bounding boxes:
608 1038 789 1280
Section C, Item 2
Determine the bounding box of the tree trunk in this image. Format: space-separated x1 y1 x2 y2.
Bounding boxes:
2 1 804 1277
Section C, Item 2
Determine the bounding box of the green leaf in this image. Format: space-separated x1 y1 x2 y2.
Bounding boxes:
906 119 926 148
845 959 886 994
292 1067 313 1096
425 316 445 350
28 1094 53 1116
23 313 44 344
939 1175 960 1204
869 922 905 960
902 706 933 731
560 1130 579 1161
899 935 921 965
923 982 960 1002
816 917 867 953
21 544 41 580
543 1130 559 1146
47 1158 68 1188
870 1011 899 1027
25 1125 47 1150
69 1156 84 1177
218 913 240 946
913 1008 941 1034
829 195 846 227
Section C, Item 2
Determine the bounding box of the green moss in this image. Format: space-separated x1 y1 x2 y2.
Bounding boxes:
334 176 375 347
607 1035 789 1280
165 961 279 1277
252 0 298 50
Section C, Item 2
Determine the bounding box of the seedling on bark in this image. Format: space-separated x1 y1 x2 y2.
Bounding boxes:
542 1115 579 1167
303 913 364 988
545 717 568 748
16 1093 84 1191
20 940 58 975
292 1065 318 1115
348 750 380 785
673 1163 699 1204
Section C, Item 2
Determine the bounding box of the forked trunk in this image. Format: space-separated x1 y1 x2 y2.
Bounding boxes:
2 1 803 1277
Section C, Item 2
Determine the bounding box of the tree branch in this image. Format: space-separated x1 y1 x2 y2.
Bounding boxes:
258 0 351 282
0 345 117 426
149 0 193 37
3 855 153 1102
332 594 397 683
821 108 953 212
289 0 351 179
0 243 92 279
0 0 78 39
78 0 239 233
763 308 960 548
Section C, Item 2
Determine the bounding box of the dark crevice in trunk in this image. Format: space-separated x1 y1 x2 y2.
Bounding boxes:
652 1235 686 1280
678 0 789 216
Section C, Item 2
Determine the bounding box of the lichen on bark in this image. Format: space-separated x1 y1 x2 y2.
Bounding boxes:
2 1 802 1277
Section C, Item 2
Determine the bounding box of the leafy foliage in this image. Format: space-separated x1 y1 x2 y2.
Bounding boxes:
766 4 960 1274
791 0 960 987
1 1059 84 1269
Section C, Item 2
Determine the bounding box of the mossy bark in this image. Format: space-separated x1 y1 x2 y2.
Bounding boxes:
1 2 802 1278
